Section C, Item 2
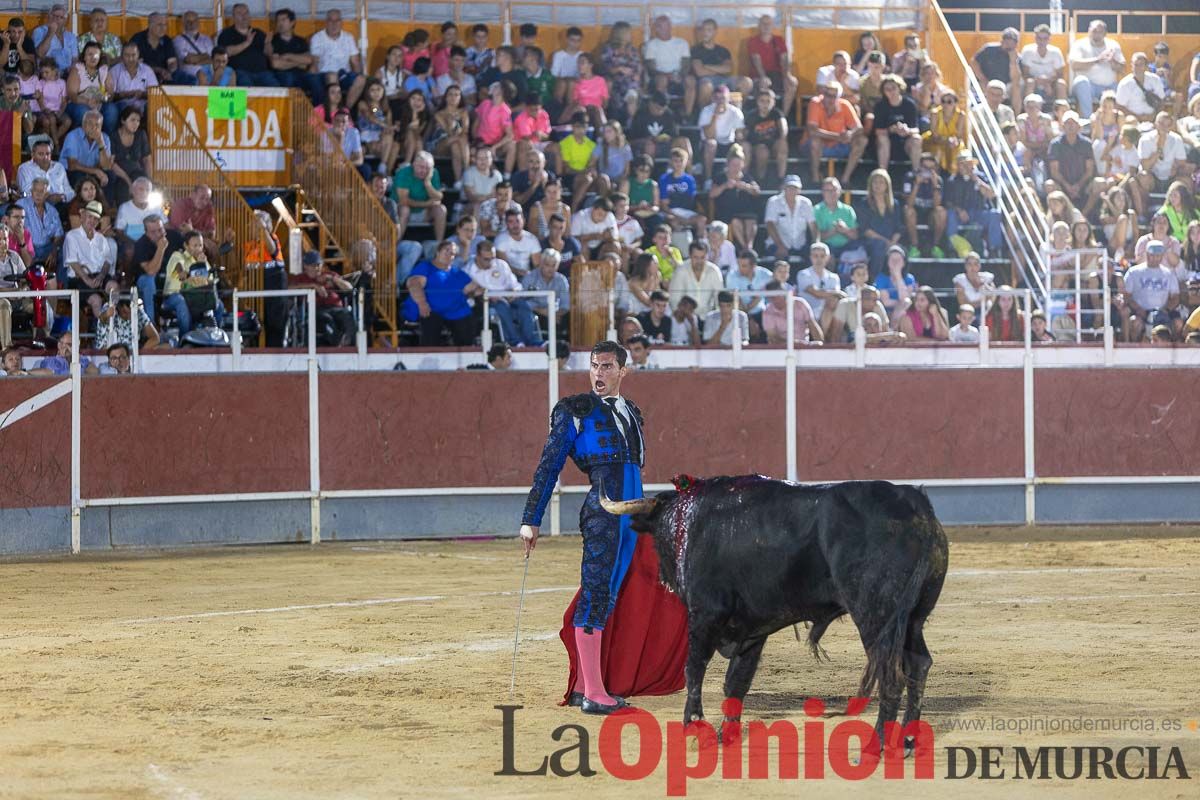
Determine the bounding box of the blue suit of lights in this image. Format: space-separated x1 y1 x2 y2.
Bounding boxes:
522 392 645 631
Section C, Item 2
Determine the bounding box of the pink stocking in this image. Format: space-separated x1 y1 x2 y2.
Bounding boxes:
574 626 614 705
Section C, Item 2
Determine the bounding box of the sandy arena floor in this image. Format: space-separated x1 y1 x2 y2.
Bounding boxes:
0 528 1198 799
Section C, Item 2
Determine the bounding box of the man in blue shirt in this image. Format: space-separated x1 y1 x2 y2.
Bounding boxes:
31 4 77 73
15 177 64 264
520 248 569 331
60 110 113 188
30 332 97 376
402 238 480 346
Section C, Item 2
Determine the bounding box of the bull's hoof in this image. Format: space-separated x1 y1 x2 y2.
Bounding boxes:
569 691 624 708
581 696 632 715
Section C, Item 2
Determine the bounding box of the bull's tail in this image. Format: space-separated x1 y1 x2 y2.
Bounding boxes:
857 554 929 700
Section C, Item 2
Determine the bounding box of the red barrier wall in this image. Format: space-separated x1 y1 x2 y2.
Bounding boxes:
3 367 1196 511
0 379 71 508
1035 369 1200 478
80 375 310 499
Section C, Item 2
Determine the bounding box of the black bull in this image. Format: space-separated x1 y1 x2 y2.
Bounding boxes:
601 475 949 746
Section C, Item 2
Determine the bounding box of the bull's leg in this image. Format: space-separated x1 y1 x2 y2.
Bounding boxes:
683 618 719 726
719 636 766 745
874 678 904 756
900 622 933 753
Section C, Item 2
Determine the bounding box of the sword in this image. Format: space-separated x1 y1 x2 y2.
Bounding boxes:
509 551 531 698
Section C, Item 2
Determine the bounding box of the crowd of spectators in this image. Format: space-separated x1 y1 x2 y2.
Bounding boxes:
2 9 1200 362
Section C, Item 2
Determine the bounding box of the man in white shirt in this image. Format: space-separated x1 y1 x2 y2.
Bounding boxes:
570 199 619 258
815 51 861 102
1069 19 1125 117
697 85 744 184
467 240 543 346
702 290 750 346
63 201 118 319
494 208 542 277
643 15 693 110
1137 111 1189 194
793 242 843 331
17 140 72 204
611 193 644 260
669 240 724 315
1115 52 1165 123
173 10 214 81
763 175 816 259
309 9 365 109
1019 24 1066 101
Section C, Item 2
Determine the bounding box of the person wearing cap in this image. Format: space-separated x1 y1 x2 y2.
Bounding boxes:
1048 111 1101 217
1115 52 1166 124
971 27 1020 99
943 150 1003 256
1069 20 1125 118
1123 239 1181 343
290 250 357 346
982 79 1015 128
763 175 816 261
1020 24 1067 102
806 80 868 186
902 152 947 259
63 199 117 321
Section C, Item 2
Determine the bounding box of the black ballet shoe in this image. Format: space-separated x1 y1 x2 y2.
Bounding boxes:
569 691 625 708
581 696 631 715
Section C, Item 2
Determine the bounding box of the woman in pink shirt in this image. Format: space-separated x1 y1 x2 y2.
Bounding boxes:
474 81 516 173
560 53 609 128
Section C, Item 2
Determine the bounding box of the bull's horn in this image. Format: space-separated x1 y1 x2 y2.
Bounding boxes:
598 481 658 516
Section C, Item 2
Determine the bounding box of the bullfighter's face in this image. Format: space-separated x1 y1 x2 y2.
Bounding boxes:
589 352 626 398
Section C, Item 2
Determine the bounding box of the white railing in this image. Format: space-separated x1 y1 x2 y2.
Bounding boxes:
1041 247 1112 347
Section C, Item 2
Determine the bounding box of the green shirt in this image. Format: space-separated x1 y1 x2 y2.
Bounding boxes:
813 201 857 249
524 69 555 107
393 164 442 204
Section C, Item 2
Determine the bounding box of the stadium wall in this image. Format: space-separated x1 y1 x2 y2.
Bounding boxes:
2 368 1198 555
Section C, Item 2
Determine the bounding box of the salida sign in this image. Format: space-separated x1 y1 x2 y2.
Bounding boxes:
149 87 291 187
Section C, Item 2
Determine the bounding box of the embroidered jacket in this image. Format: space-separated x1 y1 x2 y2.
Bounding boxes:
521 392 645 526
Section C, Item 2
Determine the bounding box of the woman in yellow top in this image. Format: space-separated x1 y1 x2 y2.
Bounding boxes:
162 231 218 335
1159 181 1200 244
923 91 966 173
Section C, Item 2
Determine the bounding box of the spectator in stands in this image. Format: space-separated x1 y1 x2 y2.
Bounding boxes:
512 93 551 163
474 80 516 175
583 120 632 200
105 41 158 121
430 21 459 78
570 197 616 259
642 15 692 117
1123 240 1181 342
1 18 35 76
661 294 696 346
982 79 1015 128
394 150 446 242
636 290 672 344
1047 111 1103 217
747 15 797 119
610 192 643 267
329 107 368 180
549 26 584 106
218 4 277 88
1189 52 1200 103
1138 111 1189 196
1069 20 1125 118
403 239 478 346
527 175 570 240
953 251 996 309
703 290 749 347
269 9 322 101
174 10 213 84
670 240 723 316
1160 181 1200 245
744 87 788 185
622 333 653 369
308 10 369 99
855 168 903 274
76 8 121 65
643 225 684 288
465 23 493 76
160 229 220 335
1115 52 1165 125
543 212 583 271
924 90 967 173
705 220 737 274
109 106 151 205
0 73 32 140
477 46 526 98
691 19 751 112
599 22 641 111
495 208 541 278
291 251 355 346
0 224 24 348
659 147 705 235
806 81 868 187
30 331 97 376
795 241 843 332
32 59 68 149
1020 24 1067 102
726 248 772 334
63 200 116 320
1 346 27 375
629 90 682 160
3 203 34 268
521 247 569 330
168 183 216 252
477 180 519 239
130 13 192 87
896 285 949 343
95 342 131 374
873 75 922 174
114 177 162 251
18 139 72 203
813 177 858 261
983 287 1024 341
554 111 593 201
60 110 112 191
761 279 821 345
97 293 159 351
438 46 477 107
624 253 662 316
816 51 861 106
913 60 950 120
944 150 1003 257
129 214 180 323
460 147 502 220
65 41 111 131
31 4 76 74
892 34 926 88
15 177 63 265
698 85 744 187
875 244 916 315
467 240 541 347
971 27 1020 98
761 175 814 261
709 145 759 250
948 303 979 343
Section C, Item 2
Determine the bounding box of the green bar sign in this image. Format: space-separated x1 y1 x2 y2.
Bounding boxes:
208 88 248 120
